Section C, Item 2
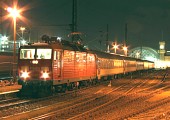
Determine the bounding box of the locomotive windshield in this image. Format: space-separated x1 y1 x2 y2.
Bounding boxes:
20 48 52 59
37 48 52 59
20 49 35 59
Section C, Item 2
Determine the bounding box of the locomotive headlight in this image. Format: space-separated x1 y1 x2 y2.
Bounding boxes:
21 71 29 79
32 60 38 64
41 72 49 79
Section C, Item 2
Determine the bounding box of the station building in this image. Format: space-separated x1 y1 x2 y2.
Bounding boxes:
156 41 170 69
129 41 170 69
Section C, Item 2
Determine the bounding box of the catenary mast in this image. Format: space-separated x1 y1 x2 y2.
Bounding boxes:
72 0 77 42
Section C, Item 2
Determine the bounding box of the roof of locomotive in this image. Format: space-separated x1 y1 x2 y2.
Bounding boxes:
20 40 87 52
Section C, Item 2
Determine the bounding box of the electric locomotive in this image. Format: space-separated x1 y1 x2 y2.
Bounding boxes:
18 38 97 95
18 37 154 96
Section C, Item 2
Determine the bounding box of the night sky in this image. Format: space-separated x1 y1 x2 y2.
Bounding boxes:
3 0 170 51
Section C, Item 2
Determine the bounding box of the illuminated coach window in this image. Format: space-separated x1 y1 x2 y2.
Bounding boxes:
83 54 86 62
88 55 94 62
100 59 104 68
20 49 35 59
76 54 80 62
37 49 52 59
68 52 74 62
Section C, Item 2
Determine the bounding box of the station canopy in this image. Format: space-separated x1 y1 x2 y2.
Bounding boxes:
128 46 159 62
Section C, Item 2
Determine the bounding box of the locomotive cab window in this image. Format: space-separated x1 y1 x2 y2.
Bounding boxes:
37 49 52 59
20 49 35 59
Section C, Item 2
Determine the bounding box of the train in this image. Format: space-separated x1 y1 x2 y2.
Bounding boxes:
17 37 154 96
0 52 17 78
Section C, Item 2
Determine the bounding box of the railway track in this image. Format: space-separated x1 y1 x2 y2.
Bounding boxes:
28 78 165 119
0 82 109 119
0 69 169 120
0 79 134 119
99 87 169 119
0 98 20 106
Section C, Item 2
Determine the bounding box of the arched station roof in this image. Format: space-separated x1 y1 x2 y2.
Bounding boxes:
128 46 159 62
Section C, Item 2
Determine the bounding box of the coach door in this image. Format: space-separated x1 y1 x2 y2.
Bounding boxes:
53 50 62 80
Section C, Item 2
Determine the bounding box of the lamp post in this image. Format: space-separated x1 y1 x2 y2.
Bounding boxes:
7 7 20 82
112 42 118 54
123 46 128 56
20 26 25 40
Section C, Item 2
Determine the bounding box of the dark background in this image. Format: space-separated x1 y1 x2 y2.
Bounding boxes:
1 0 170 51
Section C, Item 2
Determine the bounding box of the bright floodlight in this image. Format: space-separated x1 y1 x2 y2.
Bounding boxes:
7 7 20 18
113 44 118 54
1 36 8 41
113 44 118 49
123 46 128 56
123 46 127 51
21 40 26 45
20 27 25 31
57 37 61 41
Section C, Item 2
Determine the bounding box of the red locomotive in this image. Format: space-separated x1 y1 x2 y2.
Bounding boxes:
18 37 154 96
